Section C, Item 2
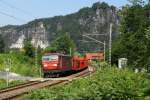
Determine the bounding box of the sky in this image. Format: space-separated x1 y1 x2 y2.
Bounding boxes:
0 0 129 27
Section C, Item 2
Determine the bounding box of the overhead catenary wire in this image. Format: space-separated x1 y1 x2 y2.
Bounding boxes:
0 0 42 78
0 0 36 19
0 11 26 22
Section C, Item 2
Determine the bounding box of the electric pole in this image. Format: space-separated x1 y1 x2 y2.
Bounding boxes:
34 26 41 78
109 23 112 66
104 41 106 62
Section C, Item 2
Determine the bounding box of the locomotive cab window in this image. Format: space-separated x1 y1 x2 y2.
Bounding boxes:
42 56 49 61
42 55 58 61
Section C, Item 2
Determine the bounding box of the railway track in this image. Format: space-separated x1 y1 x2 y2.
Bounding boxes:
0 66 95 100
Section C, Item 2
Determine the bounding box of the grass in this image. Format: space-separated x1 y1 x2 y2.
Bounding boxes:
0 79 23 89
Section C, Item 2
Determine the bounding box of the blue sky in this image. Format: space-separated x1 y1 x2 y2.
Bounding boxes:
0 0 129 26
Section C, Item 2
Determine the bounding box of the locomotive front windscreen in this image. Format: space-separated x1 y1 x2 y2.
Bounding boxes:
42 55 58 61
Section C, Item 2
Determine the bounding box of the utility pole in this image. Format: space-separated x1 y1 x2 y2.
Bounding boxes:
35 43 41 77
70 48 72 56
5 58 11 87
34 26 40 78
34 23 46 78
104 41 106 62
6 67 9 87
109 23 112 66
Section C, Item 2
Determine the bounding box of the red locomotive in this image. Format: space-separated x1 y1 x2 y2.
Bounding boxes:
42 53 88 77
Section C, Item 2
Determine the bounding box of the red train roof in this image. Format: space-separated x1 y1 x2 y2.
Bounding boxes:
44 53 71 57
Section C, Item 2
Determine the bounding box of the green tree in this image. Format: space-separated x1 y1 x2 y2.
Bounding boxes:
112 2 150 69
0 34 5 53
49 33 76 55
128 0 144 5
92 2 109 10
23 40 35 58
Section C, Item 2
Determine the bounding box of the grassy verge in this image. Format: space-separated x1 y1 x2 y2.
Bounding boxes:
0 53 40 77
0 79 23 89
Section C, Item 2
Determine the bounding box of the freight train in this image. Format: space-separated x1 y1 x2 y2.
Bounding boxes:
42 53 89 78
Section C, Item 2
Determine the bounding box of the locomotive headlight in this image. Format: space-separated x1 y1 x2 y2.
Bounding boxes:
44 64 48 67
53 64 57 66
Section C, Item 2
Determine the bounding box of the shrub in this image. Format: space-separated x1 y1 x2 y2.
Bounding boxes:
23 65 150 100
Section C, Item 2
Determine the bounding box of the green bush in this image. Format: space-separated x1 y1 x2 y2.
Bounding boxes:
0 79 6 89
23 65 150 100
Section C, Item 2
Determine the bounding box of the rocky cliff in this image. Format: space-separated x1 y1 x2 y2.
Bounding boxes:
0 2 120 52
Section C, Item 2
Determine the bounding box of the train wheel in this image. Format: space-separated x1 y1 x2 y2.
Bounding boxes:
43 73 47 78
56 74 59 77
